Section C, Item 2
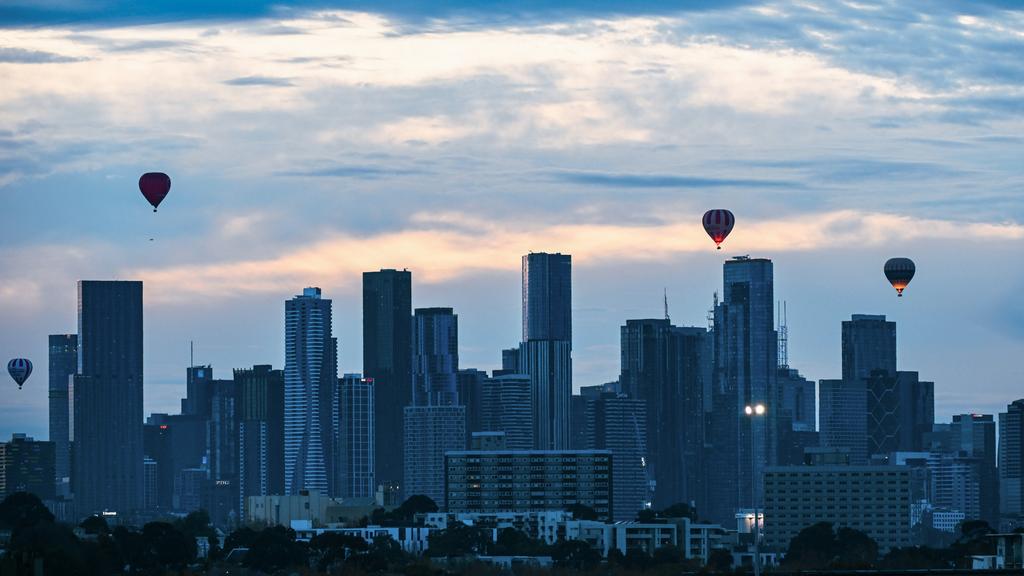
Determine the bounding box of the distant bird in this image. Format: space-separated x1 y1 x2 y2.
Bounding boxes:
8 358 32 390
884 257 915 297
139 172 171 212
702 209 735 250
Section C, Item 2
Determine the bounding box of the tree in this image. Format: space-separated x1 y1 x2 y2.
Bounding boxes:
491 528 548 556
567 503 599 521
833 526 878 568
140 521 197 571
243 525 306 572
223 526 258 555
651 544 684 566
309 532 369 571
881 546 953 570
705 548 733 573
552 539 601 571
782 522 878 570
0 492 54 530
79 514 110 536
782 522 837 570
427 521 491 558
624 547 652 571
659 503 697 521
371 495 439 526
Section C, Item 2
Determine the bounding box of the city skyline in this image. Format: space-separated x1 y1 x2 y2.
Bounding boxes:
2 0 1023 441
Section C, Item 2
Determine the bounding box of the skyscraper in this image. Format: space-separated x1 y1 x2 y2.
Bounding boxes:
457 369 488 446
236 365 284 513
818 379 868 464
518 340 572 450
48 334 76 493
338 374 375 499
404 405 465 505
1000 400 1024 526
412 308 458 407
522 252 571 342
520 252 572 450
480 373 533 450
707 257 778 524
182 365 214 418
284 287 338 495
0 434 56 501
619 320 710 510
404 306 464 502
582 391 649 520
208 378 238 526
73 280 144 517
949 414 998 525
362 269 412 493
841 315 897 382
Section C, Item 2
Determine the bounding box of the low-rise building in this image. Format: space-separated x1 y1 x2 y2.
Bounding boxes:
247 490 340 527
445 450 613 519
423 510 572 544
564 521 676 556
291 522 433 555
764 465 912 552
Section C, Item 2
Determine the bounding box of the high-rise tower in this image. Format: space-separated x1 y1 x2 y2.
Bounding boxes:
362 269 412 493
73 280 144 517
284 287 338 495
48 334 77 494
519 253 572 450
412 308 459 407
707 257 778 524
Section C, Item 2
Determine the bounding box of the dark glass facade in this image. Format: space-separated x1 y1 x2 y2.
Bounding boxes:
73 280 144 518
362 269 412 490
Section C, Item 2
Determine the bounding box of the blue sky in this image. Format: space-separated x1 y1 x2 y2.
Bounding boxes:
1 0 1022 440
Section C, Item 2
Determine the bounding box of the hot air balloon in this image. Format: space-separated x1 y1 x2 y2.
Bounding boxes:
7 358 32 390
702 209 735 250
139 172 171 212
884 257 915 297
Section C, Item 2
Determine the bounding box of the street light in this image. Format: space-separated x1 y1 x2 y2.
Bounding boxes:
745 403 766 576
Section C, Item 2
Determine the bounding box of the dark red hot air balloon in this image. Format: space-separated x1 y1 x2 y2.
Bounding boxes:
884 257 915 297
139 172 171 212
702 209 735 249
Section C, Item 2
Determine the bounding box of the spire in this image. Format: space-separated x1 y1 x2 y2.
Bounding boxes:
664 288 670 322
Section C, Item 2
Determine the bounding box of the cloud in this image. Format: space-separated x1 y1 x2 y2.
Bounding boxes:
277 164 428 178
223 75 295 87
546 169 797 189
0 47 84 63
123 210 1024 304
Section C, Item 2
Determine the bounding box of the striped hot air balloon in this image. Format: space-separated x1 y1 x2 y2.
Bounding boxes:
8 358 32 390
702 209 735 250
139 172 171 212
884 257 916 297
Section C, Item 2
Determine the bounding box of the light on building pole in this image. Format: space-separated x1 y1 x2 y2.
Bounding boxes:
745 403 766 576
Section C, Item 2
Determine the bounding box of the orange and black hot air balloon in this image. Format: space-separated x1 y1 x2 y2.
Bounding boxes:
139 172 171 212
884 257 915 297
702 209 735 250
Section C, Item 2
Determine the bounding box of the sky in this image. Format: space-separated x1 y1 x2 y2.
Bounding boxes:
1 0 1022 441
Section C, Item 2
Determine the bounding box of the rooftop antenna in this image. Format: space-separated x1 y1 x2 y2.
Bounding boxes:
663 288 670 322
707 291 718 330
777 301 789 369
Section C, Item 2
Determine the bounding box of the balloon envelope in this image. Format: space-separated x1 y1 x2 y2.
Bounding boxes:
8 358 32 389
884 257 915 297
702 209 735 249
139 172 171 212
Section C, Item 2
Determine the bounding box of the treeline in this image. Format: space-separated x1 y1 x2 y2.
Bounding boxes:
780 520 998 571
0 492 1004 575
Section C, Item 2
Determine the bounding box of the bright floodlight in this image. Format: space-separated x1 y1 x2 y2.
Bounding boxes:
755 404 766 415
745 404 767 416
744 406 753 415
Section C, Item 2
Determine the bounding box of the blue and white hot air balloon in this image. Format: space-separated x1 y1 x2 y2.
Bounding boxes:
8 358 33 390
